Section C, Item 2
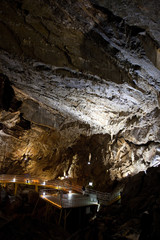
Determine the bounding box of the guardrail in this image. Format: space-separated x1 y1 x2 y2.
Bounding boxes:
0 174 45 184
0 174 123 206
39 189 98 208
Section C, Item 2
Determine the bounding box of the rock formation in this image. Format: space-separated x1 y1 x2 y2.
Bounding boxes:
0 0 160 190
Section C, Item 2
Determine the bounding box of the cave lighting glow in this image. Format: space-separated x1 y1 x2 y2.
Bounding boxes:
89 182 93 186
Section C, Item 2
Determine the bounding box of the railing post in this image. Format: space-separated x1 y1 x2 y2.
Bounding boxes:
35 184 38 192
14 183 18 195
58 209 63 225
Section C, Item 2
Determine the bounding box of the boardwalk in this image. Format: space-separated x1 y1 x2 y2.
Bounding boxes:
0 174 122 207
41 191 98 209
0 174 99 209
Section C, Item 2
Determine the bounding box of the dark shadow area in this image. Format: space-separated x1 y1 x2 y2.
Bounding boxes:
0 73 22 111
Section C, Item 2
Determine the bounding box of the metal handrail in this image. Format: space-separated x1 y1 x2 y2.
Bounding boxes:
0 174 122 206
39 189 98 208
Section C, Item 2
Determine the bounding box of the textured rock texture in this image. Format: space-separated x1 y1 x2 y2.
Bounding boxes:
0 0 160 189
93 0 160 70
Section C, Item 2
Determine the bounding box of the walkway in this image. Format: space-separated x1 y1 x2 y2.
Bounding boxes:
0 174 122 208
41 191 98 209
0 174 98 209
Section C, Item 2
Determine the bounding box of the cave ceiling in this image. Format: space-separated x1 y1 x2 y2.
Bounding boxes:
0 0 160 189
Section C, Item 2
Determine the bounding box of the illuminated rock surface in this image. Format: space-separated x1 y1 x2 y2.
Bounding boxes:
0 0 160 239
0 0 160 189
